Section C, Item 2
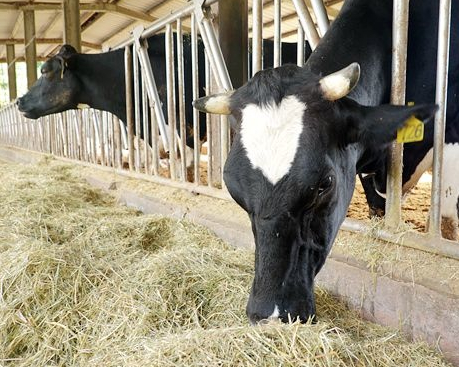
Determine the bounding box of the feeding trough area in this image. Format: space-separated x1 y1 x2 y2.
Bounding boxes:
1 0 459 365
0 158 455 366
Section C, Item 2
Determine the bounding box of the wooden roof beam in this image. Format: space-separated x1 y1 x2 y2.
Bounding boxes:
0 2 155 22
0 38 101 50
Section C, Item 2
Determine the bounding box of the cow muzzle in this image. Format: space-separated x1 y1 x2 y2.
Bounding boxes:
246 288 316 325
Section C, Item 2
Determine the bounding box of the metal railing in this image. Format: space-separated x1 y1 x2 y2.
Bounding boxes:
0 0 457 259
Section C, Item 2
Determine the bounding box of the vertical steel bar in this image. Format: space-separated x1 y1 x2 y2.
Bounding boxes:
166 23 178 180
191 13 201 185
429 0 452 236
62 113 68 157
90 111 97 164
291 0 320 49
103 112 111 166
150 105 159 175
113 115 123 169
385 0 409 229
142 79 151 174
205 55 213 186
82 111 88 161
252 0 263 75
273 0 282 67
177 18 188 181
133 42 141 172
109 114 115 167
297 23 305 67
125 46 135 171
310 0 329 36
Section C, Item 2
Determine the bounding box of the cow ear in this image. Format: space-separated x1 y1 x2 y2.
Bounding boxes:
346 103 438 147
57 45 78 60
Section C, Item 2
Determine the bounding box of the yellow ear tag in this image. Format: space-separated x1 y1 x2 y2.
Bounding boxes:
396 102 424 143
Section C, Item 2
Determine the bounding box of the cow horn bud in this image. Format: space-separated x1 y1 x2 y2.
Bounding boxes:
192 92 234 115
319 62 360 101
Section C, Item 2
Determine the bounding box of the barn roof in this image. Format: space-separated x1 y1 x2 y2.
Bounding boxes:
0 0 344 62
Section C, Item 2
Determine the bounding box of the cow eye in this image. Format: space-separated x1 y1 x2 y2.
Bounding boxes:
318 175 334 196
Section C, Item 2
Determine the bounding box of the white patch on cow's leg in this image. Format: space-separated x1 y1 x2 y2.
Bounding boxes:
77 103 90 109
402 148 433 196
240 96 306 185
440 143 459 240
269 304 280 319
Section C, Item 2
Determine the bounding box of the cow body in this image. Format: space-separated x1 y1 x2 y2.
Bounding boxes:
357 0 459 240
193 0 440 324
17 34 310 155
17 34 207 150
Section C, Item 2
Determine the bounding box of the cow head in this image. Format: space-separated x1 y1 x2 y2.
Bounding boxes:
194 63 436 324
17 45 80 119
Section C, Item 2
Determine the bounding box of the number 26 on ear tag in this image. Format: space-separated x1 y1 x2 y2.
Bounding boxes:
397 102 424 143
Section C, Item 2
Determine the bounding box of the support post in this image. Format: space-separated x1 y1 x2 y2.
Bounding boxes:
429 0 452 236
62 0 81 52
6 44 17 101
218 0 248 88
252 0 263 75
385 0 409 229
23 10 37 89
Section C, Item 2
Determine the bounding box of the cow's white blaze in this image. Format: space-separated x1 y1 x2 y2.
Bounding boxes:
240 96 306 185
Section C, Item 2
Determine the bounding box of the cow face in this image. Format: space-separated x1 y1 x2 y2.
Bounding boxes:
193 63 436 324
17 45 80 119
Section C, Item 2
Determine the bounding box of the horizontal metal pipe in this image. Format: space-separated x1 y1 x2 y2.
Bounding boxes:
113 0 219 50
342 218 459 260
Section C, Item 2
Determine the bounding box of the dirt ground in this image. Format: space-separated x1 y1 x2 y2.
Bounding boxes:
348 174 432 232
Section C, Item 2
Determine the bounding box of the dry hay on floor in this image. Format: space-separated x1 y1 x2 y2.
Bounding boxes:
0 159 453 367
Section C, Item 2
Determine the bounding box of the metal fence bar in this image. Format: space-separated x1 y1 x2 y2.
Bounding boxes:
113 115 123 169
176 18 188 182
205 55 213 187
150 104 159 176
90 112 97 164
133 41 141 172
273 0 282 68
133 26 170 152
191 13 201 185
310 0 329 36
113 0 220 50
252 0 263 75
125 46 135 171
166 23 178 180
429 0 452 237
142 78 151 174
291 0 320 49
297 22 305 67
385 0 409 229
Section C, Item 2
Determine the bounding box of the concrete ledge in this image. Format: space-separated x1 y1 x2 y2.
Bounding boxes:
1 145 458 365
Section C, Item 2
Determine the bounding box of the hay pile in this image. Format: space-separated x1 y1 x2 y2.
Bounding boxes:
0 159 452 367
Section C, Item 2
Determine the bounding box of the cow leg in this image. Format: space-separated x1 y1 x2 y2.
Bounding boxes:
440 143 459 240
359 174 386 217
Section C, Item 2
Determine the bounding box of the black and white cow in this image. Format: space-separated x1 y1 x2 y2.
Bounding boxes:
360 0 459 240
16 34 310 158
17 34 206 152
193 0 443 324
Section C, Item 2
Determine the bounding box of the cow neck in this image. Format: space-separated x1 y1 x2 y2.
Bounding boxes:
73 49 127 122
305 0 393 106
